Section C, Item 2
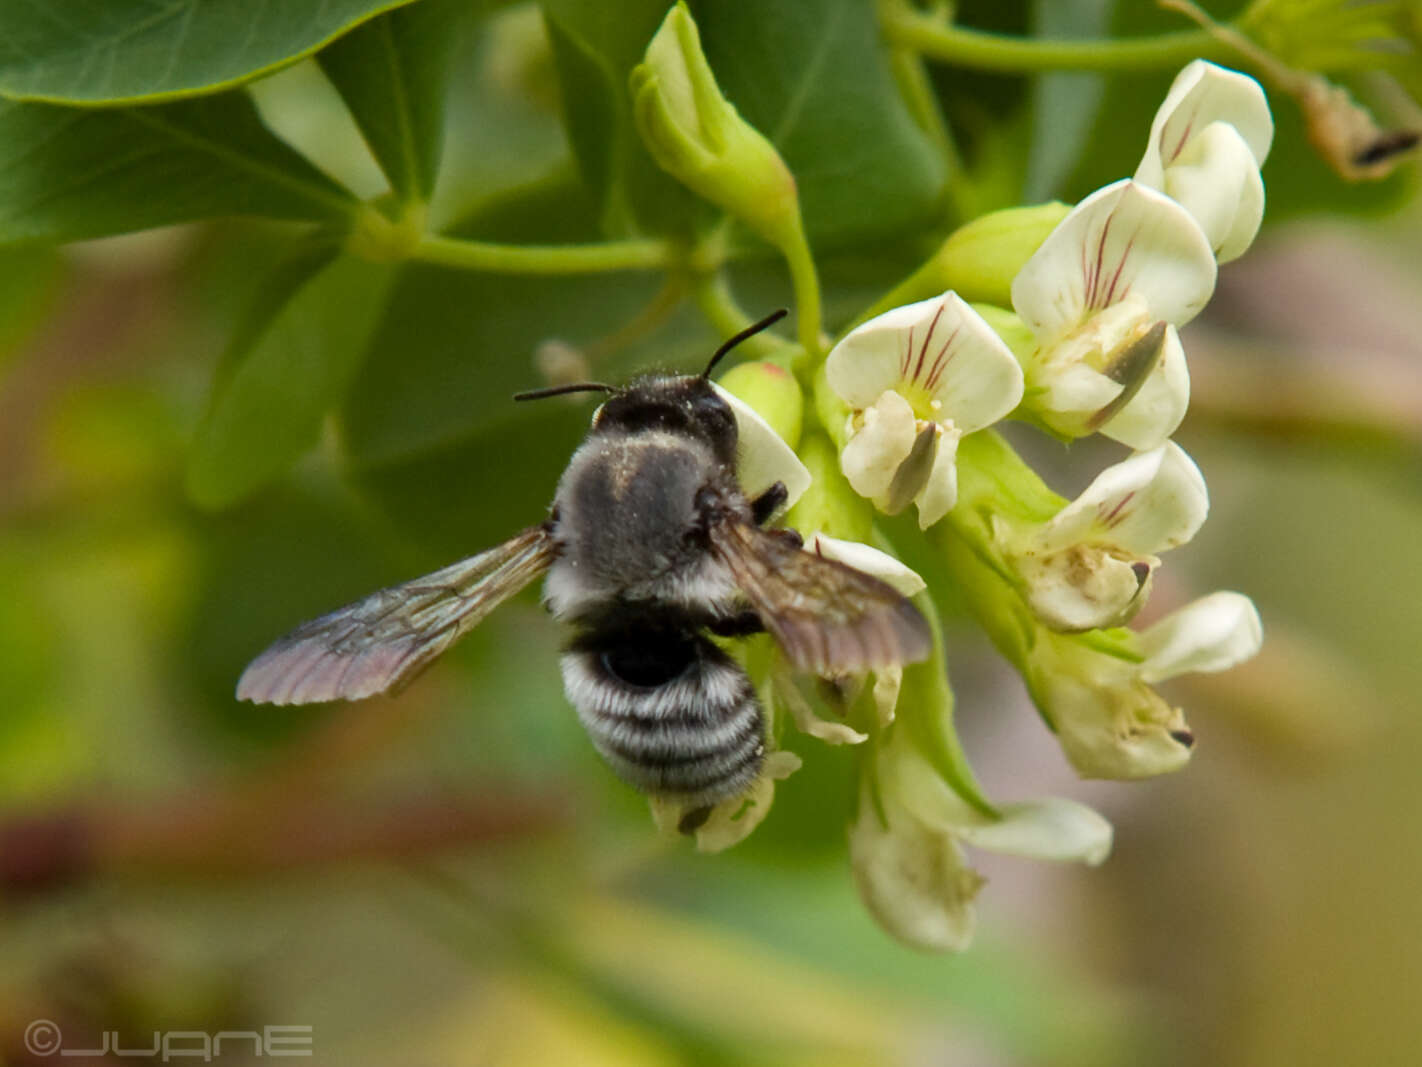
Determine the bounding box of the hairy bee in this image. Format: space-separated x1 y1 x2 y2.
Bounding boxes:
238 312 931 820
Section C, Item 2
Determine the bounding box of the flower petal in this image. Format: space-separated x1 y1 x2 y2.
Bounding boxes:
692 750 802 852
872 667 902 727
1136 60 1273 187
1012 179 1218 341
849 787 982 953
807 533 927 597
1162 122 1266 263
775 670 868 745
1100 323 1190 450
828 293 1024 430
1037 441 1208 556
1138 591 1264 683
1029 637 1194 779
917 294 1024 431
825 296 945 409
915 427 960 529
712 381 812 512
955 797 1114 865
1020 548 1150 633
839 390 916 500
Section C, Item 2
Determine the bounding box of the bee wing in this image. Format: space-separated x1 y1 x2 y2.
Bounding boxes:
237 525 558 705
710 521 931 676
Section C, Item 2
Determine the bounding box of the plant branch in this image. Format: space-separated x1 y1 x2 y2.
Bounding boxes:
882 9 1225 73
410 234 676 274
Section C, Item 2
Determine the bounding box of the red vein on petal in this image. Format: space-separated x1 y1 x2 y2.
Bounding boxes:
924 323 964 393
1089 210 1117 309
1104 231 1138 306
1102 490 1136 527
913 304 944 384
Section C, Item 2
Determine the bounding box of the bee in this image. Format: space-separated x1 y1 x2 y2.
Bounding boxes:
238 311 931 826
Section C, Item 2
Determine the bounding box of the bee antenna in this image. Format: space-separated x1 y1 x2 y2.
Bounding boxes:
701 308 789 378
513 382 615 402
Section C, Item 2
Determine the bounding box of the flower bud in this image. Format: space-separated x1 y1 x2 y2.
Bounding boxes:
716 360 802 449
631 4 802 249
928 202 1071 307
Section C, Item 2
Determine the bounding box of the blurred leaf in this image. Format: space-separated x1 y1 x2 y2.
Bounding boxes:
0 94 359 246
181 488 393 745
690 0 947 247
0 0 421 105
186 251 397 510
0 554 59 753
540 0 703 237
341 174 695 469
0 246 63 376
318 0 472 204
1023 0 1112 202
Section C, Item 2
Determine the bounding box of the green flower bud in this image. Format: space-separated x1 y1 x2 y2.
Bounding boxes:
930 203 1070 307
717 360 803 449
631 3 802 249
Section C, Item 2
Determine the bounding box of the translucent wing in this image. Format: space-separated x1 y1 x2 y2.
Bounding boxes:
237 526 558 705
710 521 931 676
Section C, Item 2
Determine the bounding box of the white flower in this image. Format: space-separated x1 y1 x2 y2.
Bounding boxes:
1009 443 1209 631
711 381 812 512
775 533 925 742
1011 179 1217 449
1029 591 1264 779
650 750 802 852
851 730 1112 952
1135 61 1274 263
826 292 1024 528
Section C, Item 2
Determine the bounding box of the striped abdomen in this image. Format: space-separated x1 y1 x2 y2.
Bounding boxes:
560 628 763 807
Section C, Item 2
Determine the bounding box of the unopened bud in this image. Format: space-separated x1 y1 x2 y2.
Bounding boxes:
631 4 802 248
717 360 803 449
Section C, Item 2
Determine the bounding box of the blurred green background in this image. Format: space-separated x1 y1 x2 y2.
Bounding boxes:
2 1 1421 1064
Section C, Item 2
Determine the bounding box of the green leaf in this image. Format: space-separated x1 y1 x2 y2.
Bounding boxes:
0 0 420 105
186 251 397 510
341 174 712 553
541 0 704 237
1023 0 1112 202
318 0 471 203
0 93 358 246
689 0 946 248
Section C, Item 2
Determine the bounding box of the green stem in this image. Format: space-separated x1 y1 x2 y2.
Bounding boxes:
883 10 1225 73
691 272 798 363
410 234 675 274
779 225 824 369
872 528 996 817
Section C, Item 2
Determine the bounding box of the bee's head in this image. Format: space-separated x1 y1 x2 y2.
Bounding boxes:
591 374 738 462
512 309 788 467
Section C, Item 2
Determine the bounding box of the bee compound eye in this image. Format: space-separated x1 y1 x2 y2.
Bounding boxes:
599 632 698 689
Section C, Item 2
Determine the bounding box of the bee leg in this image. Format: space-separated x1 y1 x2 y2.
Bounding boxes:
707 610 765 637
678 805 714 834
749 481 788 526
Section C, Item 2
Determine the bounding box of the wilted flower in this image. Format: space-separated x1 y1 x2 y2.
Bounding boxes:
851 726 1112 951
1134 60 1274 262
1011 178 1217 449
1005 442 1209 631
826 292 1024 528
770 532 926 743
651 750 802 852
1027 591 1264 778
